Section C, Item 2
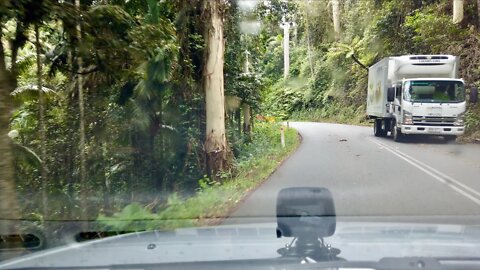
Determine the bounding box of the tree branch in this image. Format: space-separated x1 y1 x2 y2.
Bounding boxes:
57 65 99 75
351 54 369 71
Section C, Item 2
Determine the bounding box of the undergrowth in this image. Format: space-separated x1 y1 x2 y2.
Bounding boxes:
97 122 300 231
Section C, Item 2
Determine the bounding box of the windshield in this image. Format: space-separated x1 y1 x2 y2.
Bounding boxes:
2 0 480 268
404 80 465 103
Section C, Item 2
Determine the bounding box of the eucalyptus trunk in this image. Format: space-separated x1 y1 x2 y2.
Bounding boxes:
331 0 341 39
453 0 464 24
283 23 290 79
304 0 315 77
203 0 230 177
477 0 480 27
0 31 20 239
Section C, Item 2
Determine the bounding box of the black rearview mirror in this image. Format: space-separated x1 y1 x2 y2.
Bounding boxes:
276 187 336 238
387 87 395 102
470 87 478 104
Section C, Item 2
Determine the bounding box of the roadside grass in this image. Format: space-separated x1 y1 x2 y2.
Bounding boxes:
289 104 370 126
461 105 480 143
97 122 300 231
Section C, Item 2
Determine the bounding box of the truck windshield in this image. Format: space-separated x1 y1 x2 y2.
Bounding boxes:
404 80 465 103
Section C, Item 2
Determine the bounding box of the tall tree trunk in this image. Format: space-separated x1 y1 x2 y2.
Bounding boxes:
75 0 88 220
62 18 76 220
102 142 111 215
242 103 251 135
235 109 241 137
0 30 20 241
241 52 251 138
331 0 341 40
10 23 25 87
283 22 290 79
477 0 480 27
203 0 230 177
244 50 250 74
35 24 49 219
453 0 464 24
304 0 315 77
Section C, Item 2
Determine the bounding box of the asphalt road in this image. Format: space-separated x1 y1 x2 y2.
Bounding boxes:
226 122 480 224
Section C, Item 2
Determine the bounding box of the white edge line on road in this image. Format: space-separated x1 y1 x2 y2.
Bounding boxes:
373 139 480 199
369 139 480 206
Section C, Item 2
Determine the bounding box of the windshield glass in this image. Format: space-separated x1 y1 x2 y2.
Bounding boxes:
2 0 480 268
404 80 465 103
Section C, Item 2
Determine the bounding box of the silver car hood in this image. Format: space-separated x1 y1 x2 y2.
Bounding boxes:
2 220 480 269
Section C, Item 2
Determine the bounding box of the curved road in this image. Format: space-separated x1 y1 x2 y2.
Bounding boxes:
226 122 480 224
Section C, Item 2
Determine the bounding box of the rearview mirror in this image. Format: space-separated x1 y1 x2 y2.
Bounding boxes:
387 87 395 102
276 187 336 238
470 87 478 104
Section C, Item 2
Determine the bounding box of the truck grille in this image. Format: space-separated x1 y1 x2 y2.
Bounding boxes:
409 55 449 60
412 116 456 126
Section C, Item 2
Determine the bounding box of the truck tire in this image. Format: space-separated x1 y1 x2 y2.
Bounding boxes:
385 119 392 136
374 119 382 137
380 120 388 137
444 135 457 142
374 119 388 137
392 120 402 142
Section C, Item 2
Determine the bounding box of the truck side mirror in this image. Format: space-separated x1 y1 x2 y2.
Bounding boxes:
471 87 478 104
387 87 395 102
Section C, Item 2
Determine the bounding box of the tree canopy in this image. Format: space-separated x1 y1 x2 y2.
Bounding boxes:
1 0 480 237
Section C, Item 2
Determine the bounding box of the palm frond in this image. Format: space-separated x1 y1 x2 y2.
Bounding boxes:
11 84 56 96
13 142 42 167
16 51 37 75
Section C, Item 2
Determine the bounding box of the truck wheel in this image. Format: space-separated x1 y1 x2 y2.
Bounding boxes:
374 119 388 137
380 120 388 137
385 119 392 135
392 120 402 142
374 119 382 137
444 135 457 142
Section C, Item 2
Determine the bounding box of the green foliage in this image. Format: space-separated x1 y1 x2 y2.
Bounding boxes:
465 105 480 132
291 103 368 125
227 73 263 108
256 0 299 30
264 83 305 119
97 203 160 231
404 8 467 53
261 35 284 85
97 122 300 231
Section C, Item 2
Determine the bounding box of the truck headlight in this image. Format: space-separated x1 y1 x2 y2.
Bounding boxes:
454 113 465 126
403 110 413 125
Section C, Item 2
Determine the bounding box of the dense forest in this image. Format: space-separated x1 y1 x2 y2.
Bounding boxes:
262 0 480 129
1 0 480 234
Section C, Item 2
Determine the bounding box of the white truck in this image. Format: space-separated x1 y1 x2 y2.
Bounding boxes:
367 55 478 141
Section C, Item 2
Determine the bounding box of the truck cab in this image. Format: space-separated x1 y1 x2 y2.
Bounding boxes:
390 78 466 141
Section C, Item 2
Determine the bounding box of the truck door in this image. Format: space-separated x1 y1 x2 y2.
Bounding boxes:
392 84 402 122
